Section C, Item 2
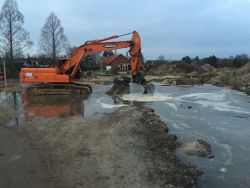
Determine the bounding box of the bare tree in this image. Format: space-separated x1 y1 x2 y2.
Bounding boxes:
0 0 33 65
39 12 69 64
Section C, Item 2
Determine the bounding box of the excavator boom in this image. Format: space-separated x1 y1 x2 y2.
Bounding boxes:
62 40 132 80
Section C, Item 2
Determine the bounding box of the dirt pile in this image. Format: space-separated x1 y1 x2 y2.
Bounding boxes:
147 62 250 94
20 106 201 188
148 63 215 86
149 63 204 76
237 62 250 82
207 69 234 86
0 106 18 125
200 64 217 74
181 139 214 159
148 63 176 76
207 62 250 92
236 62 250 93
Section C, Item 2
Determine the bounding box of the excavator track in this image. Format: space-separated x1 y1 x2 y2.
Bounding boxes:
26 82 92 95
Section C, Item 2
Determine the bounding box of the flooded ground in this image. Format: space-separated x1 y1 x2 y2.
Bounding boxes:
120 84 250 188
156 85 250 188
1 84 250 187
0 84 123 125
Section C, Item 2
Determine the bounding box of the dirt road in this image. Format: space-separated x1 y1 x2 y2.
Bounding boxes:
0 126 53 188
0 106 201 188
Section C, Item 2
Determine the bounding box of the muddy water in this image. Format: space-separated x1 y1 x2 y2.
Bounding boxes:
0 91 86 124
1 84 250 187
0 84 124 125
120 84 250 188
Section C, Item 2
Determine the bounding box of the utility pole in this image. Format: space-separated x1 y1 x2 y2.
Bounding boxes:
3 59 7 89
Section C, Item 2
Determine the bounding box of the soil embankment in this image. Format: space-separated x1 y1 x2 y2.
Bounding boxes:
207 62 250 93
0 106 201 188
147 62 250 94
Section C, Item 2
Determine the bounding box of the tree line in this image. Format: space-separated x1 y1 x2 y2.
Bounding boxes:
0 0 68 76
156 54 249 68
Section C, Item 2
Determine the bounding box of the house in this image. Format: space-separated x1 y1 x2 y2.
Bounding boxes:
101 54 131 72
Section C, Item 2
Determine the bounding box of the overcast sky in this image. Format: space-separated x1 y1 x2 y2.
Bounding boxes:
1 0 250 60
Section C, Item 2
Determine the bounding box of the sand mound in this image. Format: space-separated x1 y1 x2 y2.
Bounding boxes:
21 106 201 188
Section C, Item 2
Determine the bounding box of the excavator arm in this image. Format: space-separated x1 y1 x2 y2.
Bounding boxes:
61 31 144 84
63 41 131 78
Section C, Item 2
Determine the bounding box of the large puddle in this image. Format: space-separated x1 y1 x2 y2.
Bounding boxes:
0 84 123 124
146 85 250 188
121 84 250 187
1 84 250 187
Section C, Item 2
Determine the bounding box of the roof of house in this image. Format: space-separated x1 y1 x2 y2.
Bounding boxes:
101 54 129 65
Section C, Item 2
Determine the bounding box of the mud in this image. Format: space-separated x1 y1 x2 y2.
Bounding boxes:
0 106 52 188
180 140 214 159
0 106 202 188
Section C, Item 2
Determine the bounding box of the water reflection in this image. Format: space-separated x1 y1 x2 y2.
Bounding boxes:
0 85 128 124
0 91 89 122
22 94 88 121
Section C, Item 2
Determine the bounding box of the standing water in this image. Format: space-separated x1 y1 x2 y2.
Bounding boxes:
120 84 250 188
0 84 125 125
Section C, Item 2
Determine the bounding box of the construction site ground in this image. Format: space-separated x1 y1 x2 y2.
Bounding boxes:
0 104 200 188
1 68 249 188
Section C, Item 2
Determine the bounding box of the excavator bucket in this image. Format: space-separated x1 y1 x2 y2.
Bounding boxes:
106 78 130 95
107 77 154 95
142 82 155 94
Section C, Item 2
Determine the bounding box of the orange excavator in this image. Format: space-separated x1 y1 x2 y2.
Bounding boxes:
20 31 147 94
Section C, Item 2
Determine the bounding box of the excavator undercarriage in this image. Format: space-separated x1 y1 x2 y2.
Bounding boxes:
25 82 92 95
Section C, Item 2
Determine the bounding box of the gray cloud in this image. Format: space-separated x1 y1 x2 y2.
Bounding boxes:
1 0 250 59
